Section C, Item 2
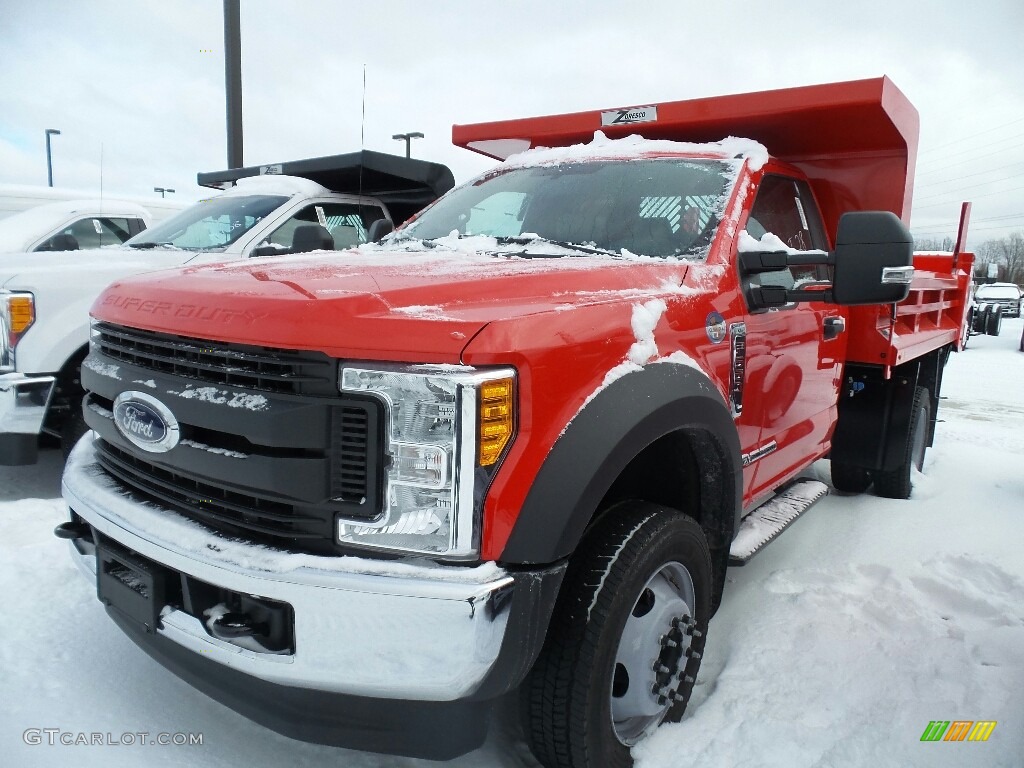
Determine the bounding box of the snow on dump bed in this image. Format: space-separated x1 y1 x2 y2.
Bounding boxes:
503 130 769 172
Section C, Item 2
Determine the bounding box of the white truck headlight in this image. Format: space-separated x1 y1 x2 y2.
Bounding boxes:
0 291 36 373
339 364 516 558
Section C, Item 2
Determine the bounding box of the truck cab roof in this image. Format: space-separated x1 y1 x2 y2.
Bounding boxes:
197 149 456 224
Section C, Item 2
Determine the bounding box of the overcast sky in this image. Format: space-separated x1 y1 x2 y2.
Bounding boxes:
2 0 1022 248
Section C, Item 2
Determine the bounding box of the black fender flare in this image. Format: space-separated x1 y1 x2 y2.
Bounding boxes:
500 362 743 564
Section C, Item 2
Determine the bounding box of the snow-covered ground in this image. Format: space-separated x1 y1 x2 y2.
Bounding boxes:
2 319 1022 768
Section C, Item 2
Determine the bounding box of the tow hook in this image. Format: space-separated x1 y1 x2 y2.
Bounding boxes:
53 521 91 541
210 612 269 640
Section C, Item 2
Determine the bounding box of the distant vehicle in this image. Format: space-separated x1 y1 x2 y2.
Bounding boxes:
0 150 454 464
0 183 186 221
974 282 1022 318
0 198 186 253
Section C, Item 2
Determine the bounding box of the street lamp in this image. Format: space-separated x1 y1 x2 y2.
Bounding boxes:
45 128 61 187
154 187 176 198
392 131 424 158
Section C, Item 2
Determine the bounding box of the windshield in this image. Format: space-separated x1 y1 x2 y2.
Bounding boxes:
400 157 738 259
976 285 1020 300
124 194 287 250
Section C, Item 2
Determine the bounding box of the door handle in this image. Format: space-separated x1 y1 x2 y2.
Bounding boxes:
823 316 846 340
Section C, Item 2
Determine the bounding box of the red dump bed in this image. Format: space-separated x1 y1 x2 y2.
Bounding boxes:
454 77 920 244
846 251 974 375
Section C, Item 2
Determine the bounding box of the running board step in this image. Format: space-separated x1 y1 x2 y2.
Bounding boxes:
729 479 829 565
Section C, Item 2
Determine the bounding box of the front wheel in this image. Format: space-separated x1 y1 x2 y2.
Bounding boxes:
522 504 712 768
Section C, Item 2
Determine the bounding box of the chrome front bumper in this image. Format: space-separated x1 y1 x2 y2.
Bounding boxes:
0 372 55 435
62 437 520 701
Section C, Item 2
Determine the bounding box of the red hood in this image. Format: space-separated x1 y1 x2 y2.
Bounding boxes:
92 247 689 363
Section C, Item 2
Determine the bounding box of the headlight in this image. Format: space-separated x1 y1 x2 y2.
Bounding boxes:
339 364 516 558
0 291 36 373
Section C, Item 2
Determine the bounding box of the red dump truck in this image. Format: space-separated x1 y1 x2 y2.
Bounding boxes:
59 77 972 768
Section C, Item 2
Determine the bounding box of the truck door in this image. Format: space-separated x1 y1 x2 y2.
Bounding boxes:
740 175 845 499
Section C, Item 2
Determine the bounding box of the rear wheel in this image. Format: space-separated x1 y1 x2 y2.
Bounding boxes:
972 304 989 334
522 503 711 768
985 305 1002 336
873 386 930 499
830 461 872 493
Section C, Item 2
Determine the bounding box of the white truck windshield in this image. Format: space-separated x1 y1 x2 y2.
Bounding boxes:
125 194 287 251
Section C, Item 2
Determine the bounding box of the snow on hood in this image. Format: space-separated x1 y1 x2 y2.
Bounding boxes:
504 130 769 172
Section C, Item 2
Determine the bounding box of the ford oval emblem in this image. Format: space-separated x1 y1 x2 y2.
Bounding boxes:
113 391 181 453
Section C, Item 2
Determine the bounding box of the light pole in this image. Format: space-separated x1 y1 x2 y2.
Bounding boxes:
154 187 176 198
45 128 61 187
392 131 424 158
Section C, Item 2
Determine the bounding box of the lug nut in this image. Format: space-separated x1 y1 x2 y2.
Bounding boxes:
686 649 702 661
660 635 679 648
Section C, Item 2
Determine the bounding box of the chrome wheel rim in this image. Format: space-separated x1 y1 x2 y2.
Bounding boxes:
610 560 696 745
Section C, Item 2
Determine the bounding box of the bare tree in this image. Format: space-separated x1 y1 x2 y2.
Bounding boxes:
977 232 1024 284
914 236 955 252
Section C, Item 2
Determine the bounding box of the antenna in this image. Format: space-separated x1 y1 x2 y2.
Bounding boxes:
358 64 366 207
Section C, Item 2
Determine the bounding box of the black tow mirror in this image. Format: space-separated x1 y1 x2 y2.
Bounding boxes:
738 211 913 308
831 211 913 305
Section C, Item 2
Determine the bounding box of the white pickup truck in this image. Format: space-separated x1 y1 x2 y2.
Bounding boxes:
0 150 454 464
0 197 185 253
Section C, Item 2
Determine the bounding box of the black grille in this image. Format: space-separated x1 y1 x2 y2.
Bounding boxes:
96 442 339 553
333 406 370 502
92 322 336 395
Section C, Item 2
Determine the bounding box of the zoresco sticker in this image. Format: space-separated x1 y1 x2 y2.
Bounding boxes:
706 312 727 344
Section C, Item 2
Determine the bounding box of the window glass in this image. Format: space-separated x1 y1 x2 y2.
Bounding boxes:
747 175 829 290
265 202 387 251
35 216 137 251
402 158 740 260
124 195 287 250
465 191 527 237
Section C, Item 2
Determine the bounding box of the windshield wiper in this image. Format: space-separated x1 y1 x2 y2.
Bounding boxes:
126 241 176 249
495 235 619 258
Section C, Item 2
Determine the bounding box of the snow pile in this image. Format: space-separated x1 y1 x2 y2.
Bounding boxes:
505 130 769 172
628 298 667 364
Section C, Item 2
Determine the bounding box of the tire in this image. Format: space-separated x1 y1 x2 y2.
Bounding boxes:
873 386 930 499
60 408 90 459
985 305 1002 336
972 304 989 334
830 461 872 493
522 503 712 768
